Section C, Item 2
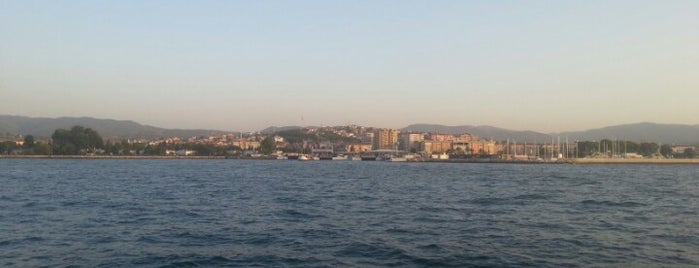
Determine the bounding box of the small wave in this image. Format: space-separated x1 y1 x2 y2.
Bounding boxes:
385 227 411 234
23 236 45 243
300 228 342 240
580 200 646 207
151 254 322 267
335 241 406 259
60 201 82 207
336 241 491 267
468 197 509 205
171 232 232 246
238 234 277 245
136 235 167 244
158 260 198 268
274 196 320 206
274 209 323 220
513 193 549 200
164 209 203 218
90 235 116 244
416 243 446 252
413 215 448 223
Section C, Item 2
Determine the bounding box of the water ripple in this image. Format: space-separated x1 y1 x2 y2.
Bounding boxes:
1 159 698 267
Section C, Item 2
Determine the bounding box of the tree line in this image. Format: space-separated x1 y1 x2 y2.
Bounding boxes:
576 139 695 158
0 125 242 156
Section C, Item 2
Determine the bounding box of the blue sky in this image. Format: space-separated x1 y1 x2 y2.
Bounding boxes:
1 0 697 132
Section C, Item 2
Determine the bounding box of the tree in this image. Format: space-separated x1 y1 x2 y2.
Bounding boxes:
638 142 659 157
260 136 276 155
660 145 673 158
0 141 17 154
577 141 599 157
23 135 35 148
683 148 696 159
32 143 50 155
51 126 104 155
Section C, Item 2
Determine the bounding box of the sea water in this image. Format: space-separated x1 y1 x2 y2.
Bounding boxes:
1 159 698 267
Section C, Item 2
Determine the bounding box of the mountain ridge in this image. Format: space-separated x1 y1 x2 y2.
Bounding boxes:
0 115 228 139
2 115 698 144
402 122 699 144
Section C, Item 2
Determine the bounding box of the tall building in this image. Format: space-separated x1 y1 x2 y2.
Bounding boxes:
401 133 424 151
373 129 399 150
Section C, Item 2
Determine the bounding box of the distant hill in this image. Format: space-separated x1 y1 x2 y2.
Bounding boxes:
402 123 699 144
4 115 698 144
401 124 552 142
559 122 699 144
0 115 228 139
260 126 303 134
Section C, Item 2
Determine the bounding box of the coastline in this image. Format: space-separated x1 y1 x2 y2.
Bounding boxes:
2 155 699 164
0 155 226 160
428 158 699 164
569 158 699 164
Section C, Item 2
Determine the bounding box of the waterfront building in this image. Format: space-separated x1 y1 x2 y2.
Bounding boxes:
401 133 424 152
232 139 260 150
360 132 375 144
672 145 696 154
344 143 372 152
421 140 452 154
451 134 478 154
373 129 399 150
427 133 455 142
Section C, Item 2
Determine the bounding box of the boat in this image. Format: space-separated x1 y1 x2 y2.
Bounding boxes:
298 154 311 161
318 152 333 160
360 153 377 161
286 153 299 160
387 156 407 162
332 155 349 161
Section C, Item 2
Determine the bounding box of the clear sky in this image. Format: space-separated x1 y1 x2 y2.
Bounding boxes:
1 0 697 132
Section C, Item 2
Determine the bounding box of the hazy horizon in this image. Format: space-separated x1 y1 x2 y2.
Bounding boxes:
2 1 697 132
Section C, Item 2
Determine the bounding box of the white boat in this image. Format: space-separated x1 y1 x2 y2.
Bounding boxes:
332 155 349 161
387 156 407 162
298 154 311 161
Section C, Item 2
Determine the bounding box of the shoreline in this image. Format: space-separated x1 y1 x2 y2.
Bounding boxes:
429 158 699 164
2 155 699 164
0 155 227 160
569 158 699 164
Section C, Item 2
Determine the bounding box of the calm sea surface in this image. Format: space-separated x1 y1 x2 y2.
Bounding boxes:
1 159 698 267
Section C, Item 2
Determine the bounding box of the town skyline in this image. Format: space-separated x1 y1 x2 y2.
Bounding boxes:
2 1 697 132
3 114 699 145
3 119 696 162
